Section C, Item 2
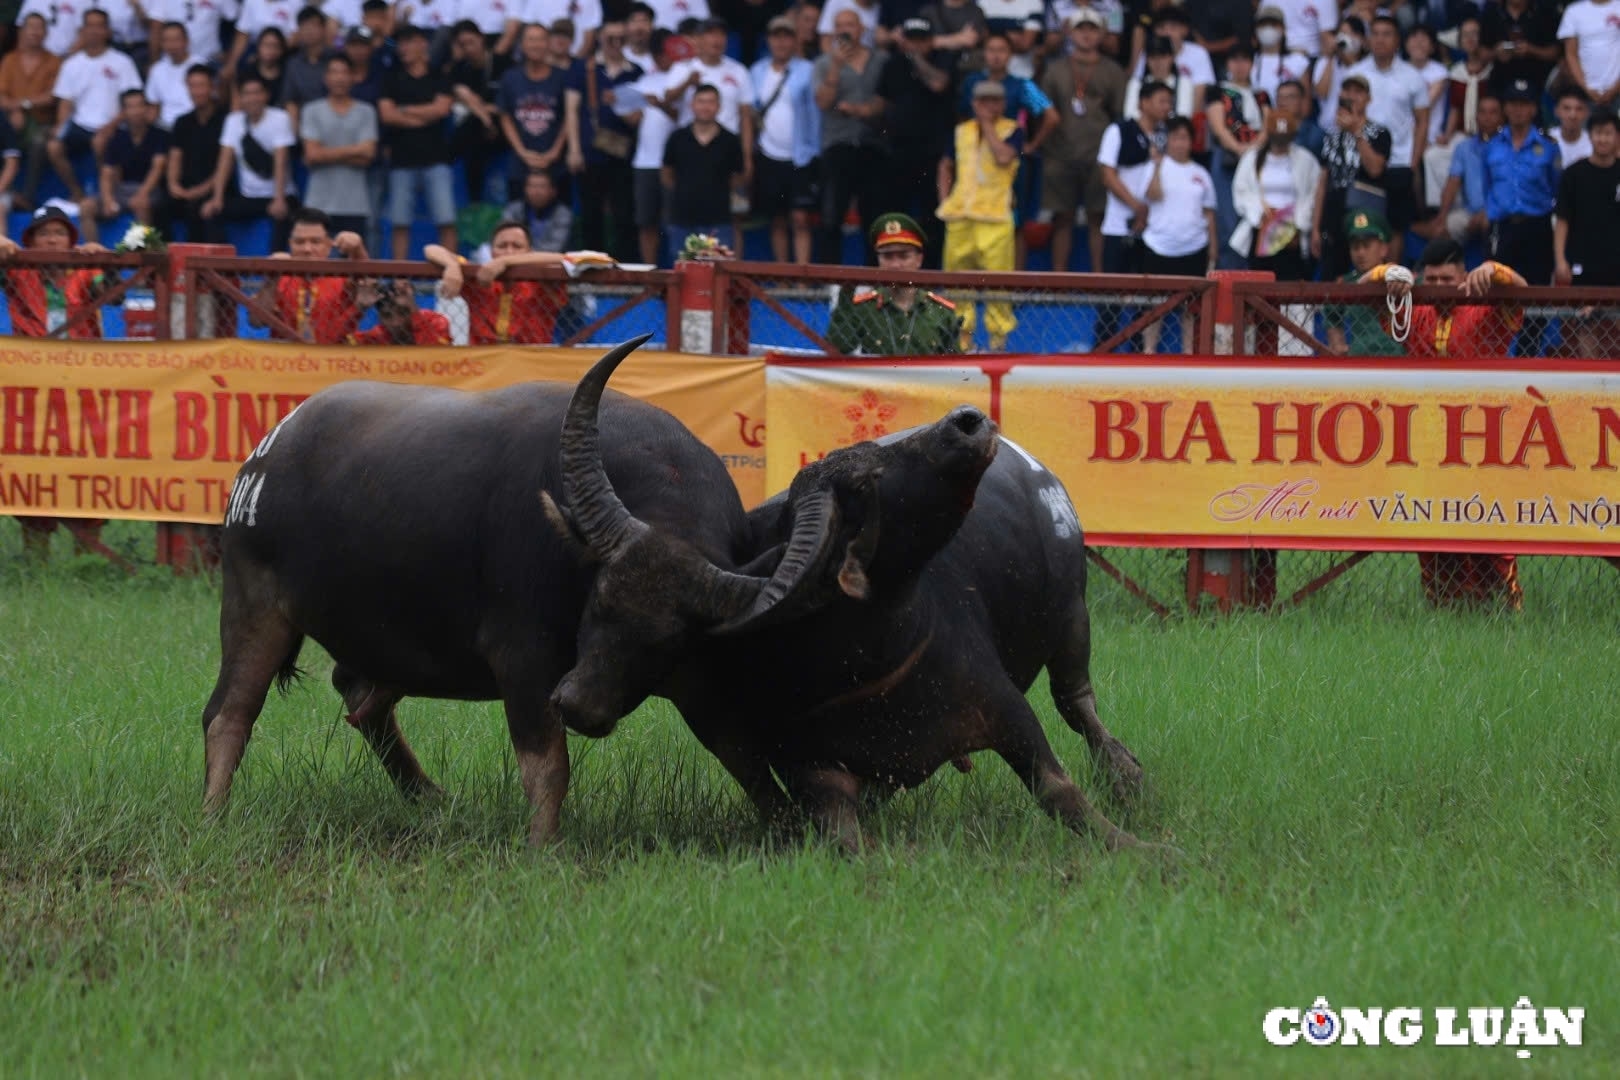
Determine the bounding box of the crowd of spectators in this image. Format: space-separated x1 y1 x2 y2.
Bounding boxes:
0 0 1617 287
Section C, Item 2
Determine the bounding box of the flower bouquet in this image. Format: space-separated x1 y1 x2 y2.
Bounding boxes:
677 233 735 262
115 223 167 255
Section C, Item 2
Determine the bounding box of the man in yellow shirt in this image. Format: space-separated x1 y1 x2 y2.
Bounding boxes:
937 79 1024 351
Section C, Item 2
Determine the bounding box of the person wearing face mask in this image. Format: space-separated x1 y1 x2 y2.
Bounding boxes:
1312 15 1366 135
1252 6 1309 104
1231 111 1320 279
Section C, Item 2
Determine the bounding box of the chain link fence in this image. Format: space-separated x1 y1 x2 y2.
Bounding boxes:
714 263 1216 356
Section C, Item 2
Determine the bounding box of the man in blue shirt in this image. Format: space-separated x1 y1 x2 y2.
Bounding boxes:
1427 91 1501 246
749 16 819 263
1484 78 1560 285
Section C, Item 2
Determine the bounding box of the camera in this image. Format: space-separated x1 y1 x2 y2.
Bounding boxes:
1337 97 1354 112
1336 33 1358 52
837 32 853 46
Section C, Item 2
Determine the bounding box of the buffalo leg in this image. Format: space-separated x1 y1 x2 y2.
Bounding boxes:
332 665 442 800
201 604 301 814
781 765 865 854
1047 600 1144 805
503 687 570 847
991 690 1144 852
686 722 801 833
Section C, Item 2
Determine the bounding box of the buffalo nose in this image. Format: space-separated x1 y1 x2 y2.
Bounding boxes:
948 406 987 435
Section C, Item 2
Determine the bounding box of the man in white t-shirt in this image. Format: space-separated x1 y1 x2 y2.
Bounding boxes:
145 21 206 130
1272 0 1337 59
1559 0 1620 107
631 29 682 263
46 10 142 203
202 72 298 246
1348 13 1428 231
664 18 754 151
148 0 239 65
1551 86 1594 166
15 0 83 57
624 2 655 67
525 0 603 56
645 0 709 32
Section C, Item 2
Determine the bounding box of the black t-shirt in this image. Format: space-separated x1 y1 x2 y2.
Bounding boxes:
382 65 452 166
879 48 955 157
1557 157 1620 285
172 106 226 189
104 125 170 184
662 125 744 226
449 54 510 107
1481 1 1560 97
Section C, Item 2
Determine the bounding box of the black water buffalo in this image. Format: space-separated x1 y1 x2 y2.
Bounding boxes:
558 348 1151 853
201 335 838 844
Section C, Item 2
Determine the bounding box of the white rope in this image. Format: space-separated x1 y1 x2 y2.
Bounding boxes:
1384 265 1415 344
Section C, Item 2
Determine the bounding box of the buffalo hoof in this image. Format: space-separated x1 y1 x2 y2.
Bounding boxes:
1103 740 1145 806
404 780 447 804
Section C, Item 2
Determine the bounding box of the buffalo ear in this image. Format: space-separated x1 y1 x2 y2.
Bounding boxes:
835 468 883 600
540 490 597 562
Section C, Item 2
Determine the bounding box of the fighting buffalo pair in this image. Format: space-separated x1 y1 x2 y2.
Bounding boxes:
201 335 1154 853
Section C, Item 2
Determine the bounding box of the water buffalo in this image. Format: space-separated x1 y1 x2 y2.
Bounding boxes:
559 347 1151 853
201 335 838 844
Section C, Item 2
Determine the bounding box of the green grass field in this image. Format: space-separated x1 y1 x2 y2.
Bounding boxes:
2 522 1617 1076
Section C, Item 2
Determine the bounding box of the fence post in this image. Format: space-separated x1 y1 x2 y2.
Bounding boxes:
673 259 718 353
155 243 234 575
1188 270 1277 612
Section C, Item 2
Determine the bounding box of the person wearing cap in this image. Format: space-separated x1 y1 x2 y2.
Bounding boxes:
1348 14 1430 234
1323 207 1403 356
1231 110 1320 279
1484 76 1560 286
938 78 1023 349
1311 72 1391 279
0 204 112 559
1251 6 1310 103
878 15 955 268
1040 8 1125 273
827 213 961 354
750 15 819 263
528 0 605 60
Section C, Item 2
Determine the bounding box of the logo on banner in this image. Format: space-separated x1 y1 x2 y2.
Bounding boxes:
843 389 899 443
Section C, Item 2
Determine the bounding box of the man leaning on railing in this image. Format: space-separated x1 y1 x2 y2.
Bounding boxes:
245 207 370 344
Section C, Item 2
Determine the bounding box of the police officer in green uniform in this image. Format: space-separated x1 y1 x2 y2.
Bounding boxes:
1324 208 1406 356
826 213 962 355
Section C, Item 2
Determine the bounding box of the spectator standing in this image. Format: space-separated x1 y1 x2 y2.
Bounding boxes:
752 15 819 264
937 79 1022 350
826 212 961 354
345 25 385 105
1188 0 1251 71
229 0 300 76
1251 6 1310 104
300 54 378 237
201 73 297 249
1206 44 1266 270
1040 7 1125 273
499 22 573 194
247 207 368 342
1126 35 1194 120
1348 14 1428 234
167 64 225 242
15 0 86 57
355 2 397 76
501 168 573 253
921 0 987 76
1559 0 1620 110
1311 15 1366 136
625 3 656 68
666 18 754 146
1483 0 1558 99
1403 24 1448 156
46 10 142 209
1437 16 1493 150
236 27 290 107
145 23 204 131
813 9 887 263
978 0 1045 79
149 0 236 66
282 6 334 129
1098 76 1169 274
662 82 744 254
795 1 823 60
629 29 681 264
427 220 570 344
0 13 62 211
379 25 456 259
1485 77 1560 285
1311 73 1390 278
1426 90 1500 246
351 278 452 345
1550 87 1593 166
1554 109 1620 354
1129 6 1213 104
565 18 643 263
817 0 880 50
1231 112 1320 279
878 16 954 268
1275 77 1323 157
646 0 713 32
454 0 519 60
1272 0 1337 59
1139 116 1213 352
448 21 511 207
526 0 603 58
95 91 168 240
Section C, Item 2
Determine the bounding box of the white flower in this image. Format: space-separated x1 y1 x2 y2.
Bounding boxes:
120 223 148 251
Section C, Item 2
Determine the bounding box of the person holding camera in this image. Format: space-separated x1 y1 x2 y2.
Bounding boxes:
1311 73 1390 279
1311 15 1366 135
351 279 453 345
1482 0 1558 101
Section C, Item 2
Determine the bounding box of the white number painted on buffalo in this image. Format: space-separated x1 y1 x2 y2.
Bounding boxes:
227 472 267 527
248 402 302 461
1039 485 1079 539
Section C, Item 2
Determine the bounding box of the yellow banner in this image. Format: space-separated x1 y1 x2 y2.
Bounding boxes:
767 358 1620 554
0 340 766 522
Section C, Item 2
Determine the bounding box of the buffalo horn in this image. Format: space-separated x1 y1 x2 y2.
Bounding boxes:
707 489 841 634
559 334 656 560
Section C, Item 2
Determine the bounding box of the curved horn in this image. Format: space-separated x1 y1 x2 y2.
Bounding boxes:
559 333 655 560
707 488 845 635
